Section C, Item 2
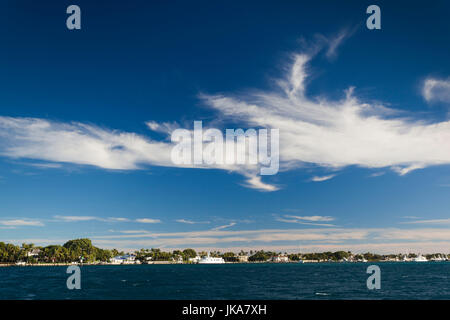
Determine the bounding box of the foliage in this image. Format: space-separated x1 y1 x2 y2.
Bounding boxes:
0 239 113 264
1 240 449 264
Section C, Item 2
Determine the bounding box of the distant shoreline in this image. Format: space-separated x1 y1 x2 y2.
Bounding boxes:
3 239 448 266
2 260 449 267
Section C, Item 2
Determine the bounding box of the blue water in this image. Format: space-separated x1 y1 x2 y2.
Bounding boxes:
1 263 449 300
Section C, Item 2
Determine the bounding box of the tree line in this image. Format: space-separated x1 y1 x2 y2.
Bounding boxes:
1 239 448 264
0 239 117 264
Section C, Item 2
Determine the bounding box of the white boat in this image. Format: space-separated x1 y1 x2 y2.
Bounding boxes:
198 253 225 264
412 254 428 262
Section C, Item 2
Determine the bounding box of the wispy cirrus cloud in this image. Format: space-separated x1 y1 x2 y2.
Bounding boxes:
211 222 236 231
53 215 159 224
368 171 385 178
54 215 130 223
401 218 450 225
310 174 336 182
25 162 63 169
135 218 161 224
0 117 174 170
324 28 354 60
2 33 450 192
112 230 153 234
275 214 335 226
286 215 334 222
0 117 267 191
202 51 450 180
241 174 279 191
175 219 210 225
109 217 130 222
54 215 99 222
0 219 44 227
86 227 450 253
5 227 450 254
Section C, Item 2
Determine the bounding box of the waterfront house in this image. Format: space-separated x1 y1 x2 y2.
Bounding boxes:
26 248 41 258
110 256 124 265
271 255 289 263
110 254 139 265
188 256 201 263
238 255 249 263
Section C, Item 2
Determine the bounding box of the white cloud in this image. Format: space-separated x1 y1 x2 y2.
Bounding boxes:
0 219 44 227
135 218 161 224
0 117 174 170
176 219 196 224
145 121 179 135
310 174 336 182
54 215 98 222
6 226 450 254
108 217 130 222
401 218 450 225
114 230 152 234
285 215 334 222
87 227 450 254
2 41 450 191
211 222 236 231
202 54 450 178
0 117 269 191
422 78 450 103
275 214 335 226
175 219 209 224
325 29 352 59
241 174 279 191
53 215 130 223
368 171 385 177
391 164 425 176
27 162 62 169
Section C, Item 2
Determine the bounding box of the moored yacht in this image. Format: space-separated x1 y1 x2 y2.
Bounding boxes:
412 254 428 262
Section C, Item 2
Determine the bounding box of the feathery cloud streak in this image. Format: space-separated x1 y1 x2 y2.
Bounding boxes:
1 40 450 190
202 54 450 177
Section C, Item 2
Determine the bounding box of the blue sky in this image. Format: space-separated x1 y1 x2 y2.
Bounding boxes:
1 1 450 253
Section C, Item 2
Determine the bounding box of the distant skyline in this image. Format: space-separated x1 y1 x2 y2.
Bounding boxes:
1 1 450 253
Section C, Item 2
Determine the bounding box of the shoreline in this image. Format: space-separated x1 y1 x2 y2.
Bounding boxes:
2 260 449 267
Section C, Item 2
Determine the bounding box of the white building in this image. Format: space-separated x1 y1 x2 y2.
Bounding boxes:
26 248 41 258
188 256 201 263
238 255 249 263
272 255 289 263
110 254 139 265
198 253 225 264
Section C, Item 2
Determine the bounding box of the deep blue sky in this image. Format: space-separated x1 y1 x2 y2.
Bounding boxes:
0 1 449 253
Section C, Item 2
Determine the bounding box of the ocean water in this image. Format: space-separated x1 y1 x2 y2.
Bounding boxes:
1 262 449 300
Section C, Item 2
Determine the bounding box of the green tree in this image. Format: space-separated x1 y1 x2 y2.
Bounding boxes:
223 252 238 262
182 248 197 260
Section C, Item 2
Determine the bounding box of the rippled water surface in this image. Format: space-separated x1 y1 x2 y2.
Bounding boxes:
1 263 449 299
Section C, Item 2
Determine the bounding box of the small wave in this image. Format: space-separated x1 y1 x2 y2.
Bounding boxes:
315 292 329 296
